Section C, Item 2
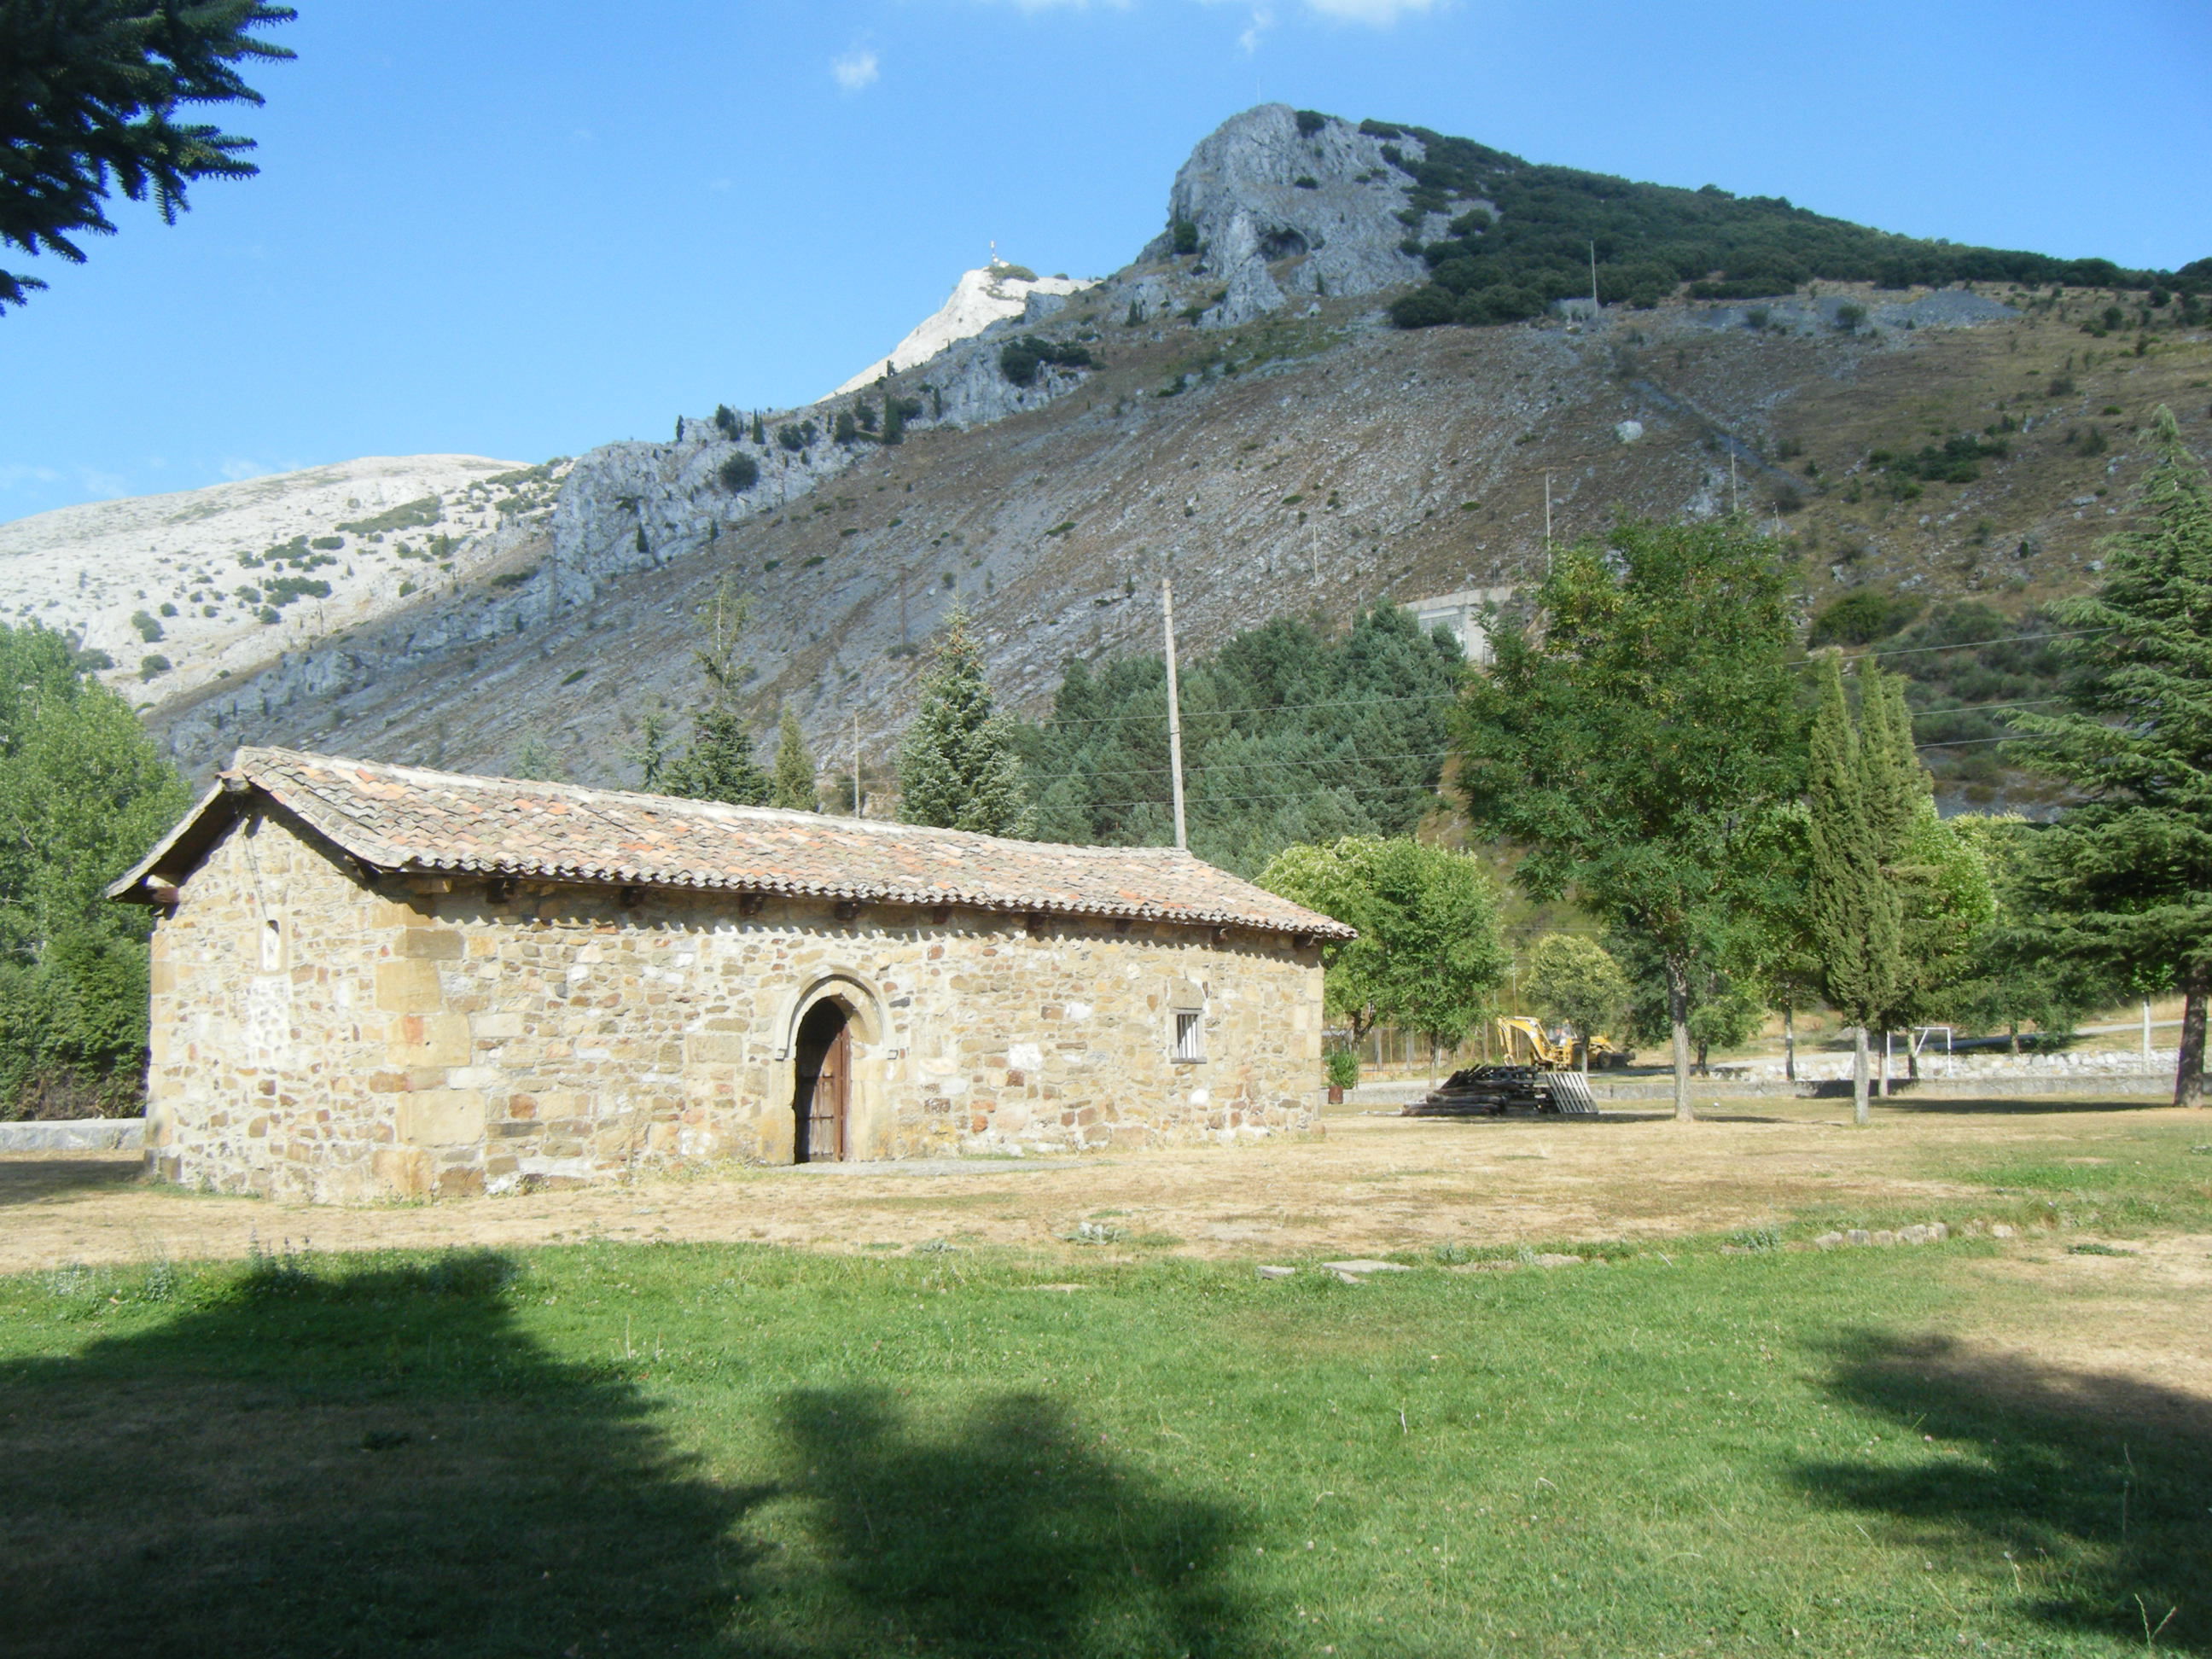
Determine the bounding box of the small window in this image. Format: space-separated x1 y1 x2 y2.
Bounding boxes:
259 919 282 974
1173 1010 1204 1063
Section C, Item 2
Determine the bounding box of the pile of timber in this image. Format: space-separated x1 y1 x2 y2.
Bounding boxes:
1400 1066 1601 1119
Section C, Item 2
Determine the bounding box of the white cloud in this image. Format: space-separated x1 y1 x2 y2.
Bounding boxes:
1238 3 1274 51
219 458 277 483
831 48 880 91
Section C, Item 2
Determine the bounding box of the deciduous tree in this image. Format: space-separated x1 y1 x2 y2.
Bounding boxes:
1456 517 1803 1119
1258 835 1507 1066
1520 934 1629 1068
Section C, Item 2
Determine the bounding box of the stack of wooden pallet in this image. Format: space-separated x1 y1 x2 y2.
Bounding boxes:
1400 1066 1601 1118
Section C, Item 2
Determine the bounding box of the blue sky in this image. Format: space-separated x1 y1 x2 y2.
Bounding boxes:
3 0 2206 522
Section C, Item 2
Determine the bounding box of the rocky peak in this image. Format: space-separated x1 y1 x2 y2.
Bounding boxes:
833 259 1095 396
1140 104 1433 327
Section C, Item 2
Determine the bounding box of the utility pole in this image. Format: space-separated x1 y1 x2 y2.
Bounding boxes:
1161 579 1188 852
1543 471 1553 575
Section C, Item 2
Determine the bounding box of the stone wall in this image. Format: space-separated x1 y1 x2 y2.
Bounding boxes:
148 809 1325 1202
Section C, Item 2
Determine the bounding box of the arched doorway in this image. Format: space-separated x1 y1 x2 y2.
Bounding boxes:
792 999 852 1163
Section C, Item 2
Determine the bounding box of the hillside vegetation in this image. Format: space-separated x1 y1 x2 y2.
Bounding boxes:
1371 116 2208 329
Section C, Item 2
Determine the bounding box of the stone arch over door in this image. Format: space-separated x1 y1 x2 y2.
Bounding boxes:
771 969 899 1161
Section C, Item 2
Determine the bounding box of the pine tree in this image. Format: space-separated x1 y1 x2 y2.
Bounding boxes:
1806 652 1903 1124
659 706 771 805
750 411 765 445
771 707 817 811
882 396 905 446
898 608 1033 836
2011 406 2212 1106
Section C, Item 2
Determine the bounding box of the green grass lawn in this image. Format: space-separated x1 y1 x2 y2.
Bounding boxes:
3 1126 2208 1657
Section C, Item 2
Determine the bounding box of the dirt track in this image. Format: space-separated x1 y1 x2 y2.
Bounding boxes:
1 1094 2186 1276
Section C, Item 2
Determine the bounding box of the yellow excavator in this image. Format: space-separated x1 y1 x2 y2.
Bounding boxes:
1493 1016 1630 1072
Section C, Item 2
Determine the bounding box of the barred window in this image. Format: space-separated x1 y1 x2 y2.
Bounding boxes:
1173 1010 1204 1062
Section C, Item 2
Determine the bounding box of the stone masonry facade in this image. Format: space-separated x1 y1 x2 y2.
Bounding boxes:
146 806 1325 1202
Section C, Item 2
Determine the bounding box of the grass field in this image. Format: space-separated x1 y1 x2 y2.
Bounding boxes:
3 1115 2208 1658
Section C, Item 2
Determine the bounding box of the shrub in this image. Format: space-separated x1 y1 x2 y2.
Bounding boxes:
855 400 878 434
157 601 177 617
309 535 344 550
257 605 280 625
713 404 741 439
1833 301 1868 333
336 497 442 535
1387 286 1458 329
486 568 538 589
234 585 260 604
1294 109 1328 137
262 576 332 606
717 452 760 492
1293 175 1318 190
129 610 162 643
881 399 905 447
2047 373 2077 397
1325 1047 1359 1091
1807 589 1924 648
834 410 859 445
137 655 171 681
1170 218 1199 256
998 335 1095 387
777 423 808 452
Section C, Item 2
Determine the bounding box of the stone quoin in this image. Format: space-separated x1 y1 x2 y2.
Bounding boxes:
110 748 1348 1202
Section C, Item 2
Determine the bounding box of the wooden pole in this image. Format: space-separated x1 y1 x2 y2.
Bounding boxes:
1162 579 1188 852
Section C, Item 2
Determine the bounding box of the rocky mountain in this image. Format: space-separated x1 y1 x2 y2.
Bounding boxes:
10 104 2206 806
833 259 1097 396
0 454 560 705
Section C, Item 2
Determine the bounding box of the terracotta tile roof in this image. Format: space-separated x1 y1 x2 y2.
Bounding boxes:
114 747 1355 940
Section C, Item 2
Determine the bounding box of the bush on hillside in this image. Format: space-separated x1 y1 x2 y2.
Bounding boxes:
1363 113 2200 335
713 404 741 439
999 336 1096 387
1295 109 1328 137
717 453 759 492
1807 590 1925 648
1171 219 1199 256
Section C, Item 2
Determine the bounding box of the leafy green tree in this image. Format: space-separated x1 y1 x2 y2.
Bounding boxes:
1520 934 1629 1067
1259 836 1507 1064
771 707 817 812
2010 406 2212 1105
899 608 1033 836
0 623 189 1114
2 1 296 309
1457 516 1803 1120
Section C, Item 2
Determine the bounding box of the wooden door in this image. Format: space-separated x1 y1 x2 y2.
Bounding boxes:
811 1017 849 1162
795 1000 851 1163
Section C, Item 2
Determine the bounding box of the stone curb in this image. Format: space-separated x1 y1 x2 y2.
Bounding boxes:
0 1119 143 1152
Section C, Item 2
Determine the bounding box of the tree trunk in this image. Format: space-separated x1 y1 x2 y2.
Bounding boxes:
2177 963 2208 1109
1666 951 1694 1121
2007 1021 2019 1055
1852 1024 1871 1126
1784 1004 1796 1084
1876 1028 1890 1097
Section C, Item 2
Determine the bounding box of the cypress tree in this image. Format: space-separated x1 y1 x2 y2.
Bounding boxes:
771 707 817 811
1807 652 1902 1124
882 396 905 446
2011 406 2212 1106
898 607 1033 837
750 411 765 445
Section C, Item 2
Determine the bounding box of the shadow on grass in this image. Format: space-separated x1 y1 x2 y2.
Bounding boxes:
750 1388 1246 1656
1859 1095 2173 1116
0 1250 1253 1659
1801 1331 2212 1654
